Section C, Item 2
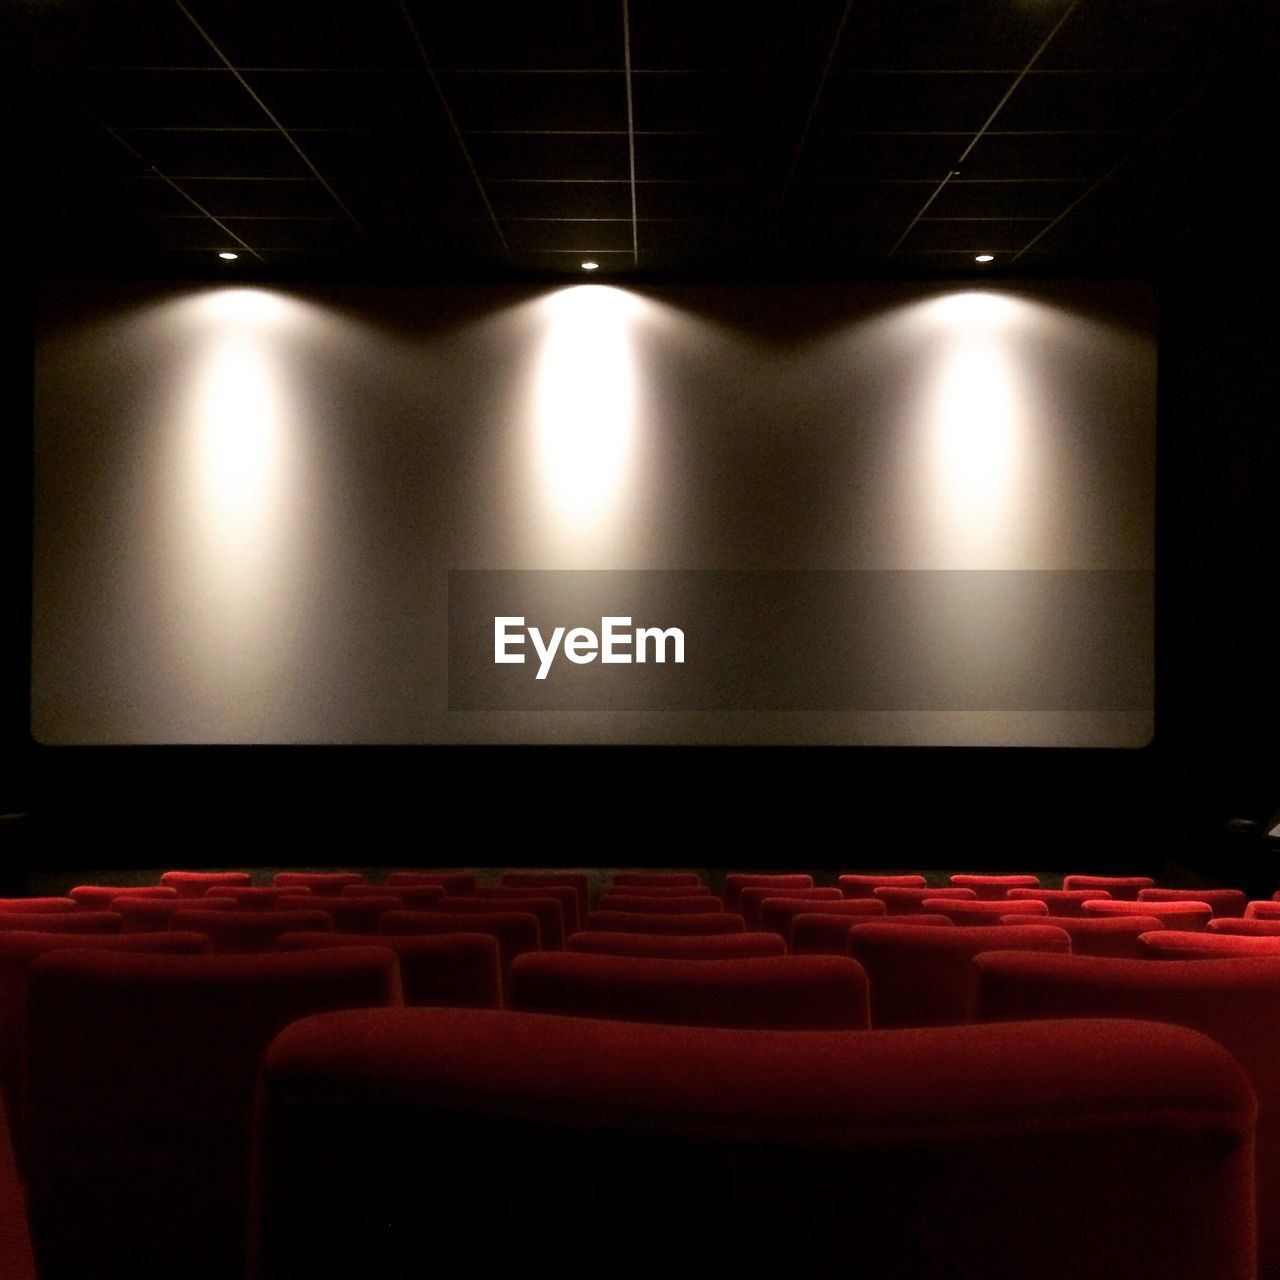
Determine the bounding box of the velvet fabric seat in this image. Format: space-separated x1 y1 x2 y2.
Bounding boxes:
1061 874 1154 900
275 895 402 935
386 871 477 894
208 886 313 910
875 886 978 915
1083 899 1212 930
0 898 77 914
723 873 813 912
430 896 566 949
114 895 239 932
758 895 886 948
70 885 176 910
1139 930 1280 960
610 872 702 889
1139 888 1248 918
0 1096 34 1280
837 873 926 897
378 909 542 977
567 930 786 960
275 931 502 1008
26 948 402 1280
252 1008 1257 1280
477 885 581 935
510 953 871 1030
974 951 1280 1279
502 872 591 925
1006 888 1109 916
169 909 334 954
585 910 745 936
949 874 1040 898
925 898 1050 927
737 886 841 929
792 911 952 955
1213 918 1280 936
596 893 723 917
0 911 122 934
272 872 365 896
159 871 252 897
848 922 1072 1028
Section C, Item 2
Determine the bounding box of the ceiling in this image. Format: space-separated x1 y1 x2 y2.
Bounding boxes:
3 0 1276 279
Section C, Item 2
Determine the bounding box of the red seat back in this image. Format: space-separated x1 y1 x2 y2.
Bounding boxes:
585 910 745 936
0 1095 34 1280
837 874 926 898
0 898 77 914
949 874 1040 899
0 911 122 934
926 898 1049 927
159 871 252 897
386 871 477 895
70 885 177 910
1061 874 1155 900
431 896 565 949
169 909 334 954
792 912 951 956
272 872 365 896
567 931 786 960
1140 888 1248 918
208 886 312 910
502 873 591 925
723 873 813 912
1006 888 1108 916
610 872 702 889
875 886 978 915
1022 914 1166 958
759 896 886 949
275 895 402 935
1084 899 1212 931
477 885 581 935
1139 930 1280 960
114 895 239 932
737 886 841 929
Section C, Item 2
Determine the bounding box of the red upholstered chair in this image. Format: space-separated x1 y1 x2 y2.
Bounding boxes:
272 872 365 896
26 947 402 1280
386 871 477 895
585 910 745 936
509 953 870 1030
252 1009 1256 1280
386 885 447 910
502 872 591 926
567 931 786 960
275 932 501 1009
974 951 1280 1279
596 893 722 917
159 871 252 897
0 912 122 934
0 1094 35 1280
849 922 1072 1028
0 898 77 914
477 885 581 935
378 909 542 976
837 873 926 898
1139 931 1280 960
70 884 177 910
876 886 978 915
610 872 702 889
737 886 841 930
430 896 565 950
340 884 407 899
949 874 1040 899
0 932 212 1172
723 873 813 912
1140 888 1248 918
1247 902 1280 921
605 884 718 898
759 896 886 949
275 895 401 935
169 908 334 954
1019 914 1166 959
1213 918 1280 936
1084 899 1212 931
926 898 1050 927
208 886 312 910
793 912 952 956
1062 874 1155 900
114 895 239 933
1007 888 1108 916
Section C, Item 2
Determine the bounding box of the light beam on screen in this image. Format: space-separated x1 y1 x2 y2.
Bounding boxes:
534 285 637 527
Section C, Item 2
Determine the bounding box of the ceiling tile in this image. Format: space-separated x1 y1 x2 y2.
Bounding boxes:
467 133 630 181
439 73 628 133
244 71 447 131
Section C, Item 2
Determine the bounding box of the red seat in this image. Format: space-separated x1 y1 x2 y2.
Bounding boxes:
974 951 1280 1280
275 932 501 1008
0 932 212 1174
386 871 477 895
723 873 813 912
610 872 702 889
1139 930 1280 960
837 874 926 898
0 1094 34 1280
69 885 177 910
208 886 312 910
567 931 786 960
949 874 1040 899
1247 902 1280 921
378 909 541 979
26 948 402 1280
431 896 565 949
275 895 401 935
1084 899 1212 931
737 886 841 929
272 872 365 896
502 872 591 926
0 898 77 914
596 893 722 916
1140 888 1248 918
1062 874 1155 900
253 1009 1256 1280
509 953 870 1029
792 912 952 955
114 895 239 932
849 922 1072 1028
1006 888 1109 916
159 871 252 897
339 884 410 899
876 886 978 915
1018 914 1166 958
169 909 334 954
585 910 744 936
1213 918 1280 937
0 911 122 934
926 898 1049 927
758 896 886 949
385 885 447 910
477 885 581 935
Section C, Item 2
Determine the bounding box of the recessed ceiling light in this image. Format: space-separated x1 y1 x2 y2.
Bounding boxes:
580 261 599 271
218 251 239 261
974 254 994 263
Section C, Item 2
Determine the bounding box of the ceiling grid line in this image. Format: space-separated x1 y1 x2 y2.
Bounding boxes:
622 0 640 265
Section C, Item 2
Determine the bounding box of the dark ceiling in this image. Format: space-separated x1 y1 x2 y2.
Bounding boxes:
3 0 1276 279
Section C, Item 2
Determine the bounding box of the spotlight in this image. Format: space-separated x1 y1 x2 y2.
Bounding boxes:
974 254 994 264
581 261 599 271
218 252 239 261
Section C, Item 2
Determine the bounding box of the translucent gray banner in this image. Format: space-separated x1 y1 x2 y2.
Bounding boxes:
448 570 1153 714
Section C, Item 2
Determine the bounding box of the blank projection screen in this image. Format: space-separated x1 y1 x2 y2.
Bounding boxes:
31 277 1155 747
